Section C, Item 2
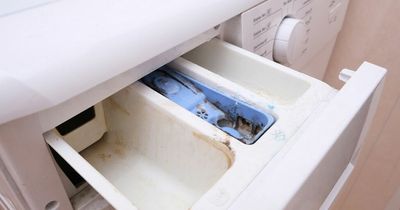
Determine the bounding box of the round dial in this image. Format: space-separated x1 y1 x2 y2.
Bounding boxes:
273 17 307 65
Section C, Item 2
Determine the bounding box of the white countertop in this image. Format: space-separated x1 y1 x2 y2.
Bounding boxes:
0 0 263 124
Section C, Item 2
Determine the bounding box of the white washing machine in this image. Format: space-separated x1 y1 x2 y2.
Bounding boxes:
222 0 349 79
0 0 385 210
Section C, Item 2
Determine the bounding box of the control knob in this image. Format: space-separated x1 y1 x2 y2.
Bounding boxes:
273 18 307 65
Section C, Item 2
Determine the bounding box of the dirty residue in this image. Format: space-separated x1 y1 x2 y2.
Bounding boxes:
113 147 126 157
114 132 127 147
98 153 112 161
142 68 275 145
191 131 235 167
84 133 128 162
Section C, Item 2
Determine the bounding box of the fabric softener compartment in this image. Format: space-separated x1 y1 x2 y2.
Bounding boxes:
141 67 275 145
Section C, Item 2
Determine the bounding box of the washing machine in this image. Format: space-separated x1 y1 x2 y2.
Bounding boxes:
221 0 349 79
0 0 386 210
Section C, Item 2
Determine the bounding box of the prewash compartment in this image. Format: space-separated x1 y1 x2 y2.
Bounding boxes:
182 39 311 104
46 83 233 210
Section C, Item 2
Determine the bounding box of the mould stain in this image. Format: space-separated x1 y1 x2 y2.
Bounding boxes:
142 69 275 145
115 139 125 147
114 133 127 147
221 134 235 156
192 131 235 167
98 153 112 161
221 136 232 152
191 131 212 143
113 147 126 158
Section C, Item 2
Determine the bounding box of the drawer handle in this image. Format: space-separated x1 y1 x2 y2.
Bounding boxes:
44 131 137 210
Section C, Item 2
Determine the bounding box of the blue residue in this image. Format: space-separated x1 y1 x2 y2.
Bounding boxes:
141 67 275 145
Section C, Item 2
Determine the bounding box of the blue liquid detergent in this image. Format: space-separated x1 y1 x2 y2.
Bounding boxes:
141 67 275 145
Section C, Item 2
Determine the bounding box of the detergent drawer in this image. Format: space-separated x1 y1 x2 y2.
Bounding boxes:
44 82 234 210
179 38 386 209
43 38 386 210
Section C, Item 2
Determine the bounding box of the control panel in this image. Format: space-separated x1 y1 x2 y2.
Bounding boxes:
222 0 349 68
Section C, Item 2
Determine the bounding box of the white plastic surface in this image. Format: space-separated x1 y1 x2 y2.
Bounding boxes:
230 62 386 210
339 69 356 82
56 104 107 152
0 0 266 125
46 83 232 210
221 0 349 78
37 27 219 133
273 18 307 65
183 39 315 104
0 0 55 16
43 39 386 210
45 131 137 210
320 163 354 210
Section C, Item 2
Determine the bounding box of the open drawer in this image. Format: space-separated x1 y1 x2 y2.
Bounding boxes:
180 39 386 209
44 39 386 210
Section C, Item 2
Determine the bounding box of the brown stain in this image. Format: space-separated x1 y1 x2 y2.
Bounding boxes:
192 131 212 143
113 147 126 158
219 133 236 167
221 135 232 151
108 98 130 115
192 131 235 167
98 153 112 161
114 133 127 147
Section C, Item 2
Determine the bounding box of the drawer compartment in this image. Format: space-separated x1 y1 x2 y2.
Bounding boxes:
141 67 275 145
45 83 233 210
183 39 311 104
